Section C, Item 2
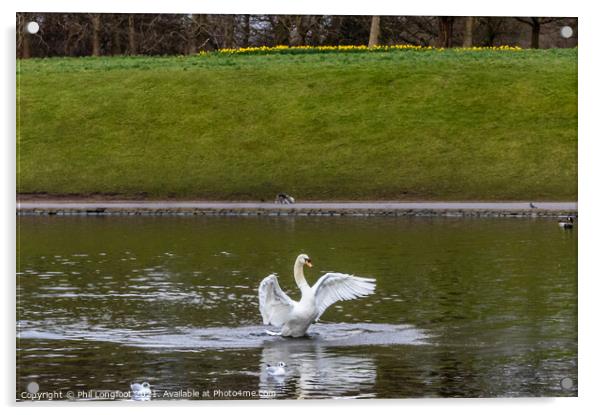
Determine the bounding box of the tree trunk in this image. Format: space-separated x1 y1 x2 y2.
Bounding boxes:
187 14 199 54
18 13 33 59
294 16 308 46
243 14 251 47
223 15 235 48
91 14 101 56
462 16 474 47
21 20 31 59
530 19 541 49
22 34 31 59
127 15 136 55
368 16 380 47
17 14 29 58
196 14 213 51
110 15 122 55
437 17 454 48
274 16 289 46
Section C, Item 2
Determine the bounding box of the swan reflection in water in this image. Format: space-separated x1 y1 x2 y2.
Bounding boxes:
259 338 376 399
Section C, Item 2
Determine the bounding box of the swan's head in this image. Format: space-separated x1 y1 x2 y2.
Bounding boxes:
297 253 312 268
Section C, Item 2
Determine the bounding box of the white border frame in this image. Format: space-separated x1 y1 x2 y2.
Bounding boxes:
4 1 600 414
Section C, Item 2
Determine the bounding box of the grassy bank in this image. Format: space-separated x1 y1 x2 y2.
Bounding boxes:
17 49 577 200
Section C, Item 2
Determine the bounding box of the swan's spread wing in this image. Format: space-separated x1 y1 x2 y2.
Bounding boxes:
312 272 376 320
258 274 295 327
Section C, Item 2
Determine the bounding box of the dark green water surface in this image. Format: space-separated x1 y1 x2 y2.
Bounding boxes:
16 216 577 399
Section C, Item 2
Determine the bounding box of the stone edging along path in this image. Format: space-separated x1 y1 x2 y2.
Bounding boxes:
17 201 578 218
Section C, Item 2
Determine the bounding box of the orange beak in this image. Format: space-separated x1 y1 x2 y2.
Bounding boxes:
306 259 313 268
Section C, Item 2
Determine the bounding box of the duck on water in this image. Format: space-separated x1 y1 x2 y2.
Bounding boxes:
558 216 575 229
258 254 376 337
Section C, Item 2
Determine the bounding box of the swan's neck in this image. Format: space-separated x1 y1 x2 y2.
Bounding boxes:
294 261 309 289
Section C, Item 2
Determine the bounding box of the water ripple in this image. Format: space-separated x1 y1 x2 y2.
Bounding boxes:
18 322 429 350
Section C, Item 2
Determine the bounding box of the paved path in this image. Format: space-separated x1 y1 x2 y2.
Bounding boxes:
17 201 577 211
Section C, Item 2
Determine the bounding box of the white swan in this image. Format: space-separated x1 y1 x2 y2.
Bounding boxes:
258 254 376 337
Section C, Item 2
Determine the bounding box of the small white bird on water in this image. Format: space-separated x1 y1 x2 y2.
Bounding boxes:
130 382 152 400
258 254 376 337
266 362 287 377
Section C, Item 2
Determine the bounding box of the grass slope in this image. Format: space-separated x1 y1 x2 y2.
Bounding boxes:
17 49 577 200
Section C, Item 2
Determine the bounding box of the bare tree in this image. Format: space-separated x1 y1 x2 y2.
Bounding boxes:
222 15 235 48
463 16 474 47
271 15 290 45
368 16 380 47
242 14 251 47
110 14 123 55
437 16 454 47
380 16 437 46
17 13 31 59
90 14 101 56
289 15 311 46
515 17 560 48
323 16 342 45
16 13 577 58
60 14 85 56
127 15 137 54
289 16 302 45
185 14 199 54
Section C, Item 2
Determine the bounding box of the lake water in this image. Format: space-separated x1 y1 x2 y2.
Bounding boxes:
16 216 577 400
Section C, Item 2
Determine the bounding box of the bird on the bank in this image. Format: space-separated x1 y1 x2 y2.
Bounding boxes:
266 362 287 377
530 203 537 209
558 216 574 229
275 193 295 204
258 254 376 337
